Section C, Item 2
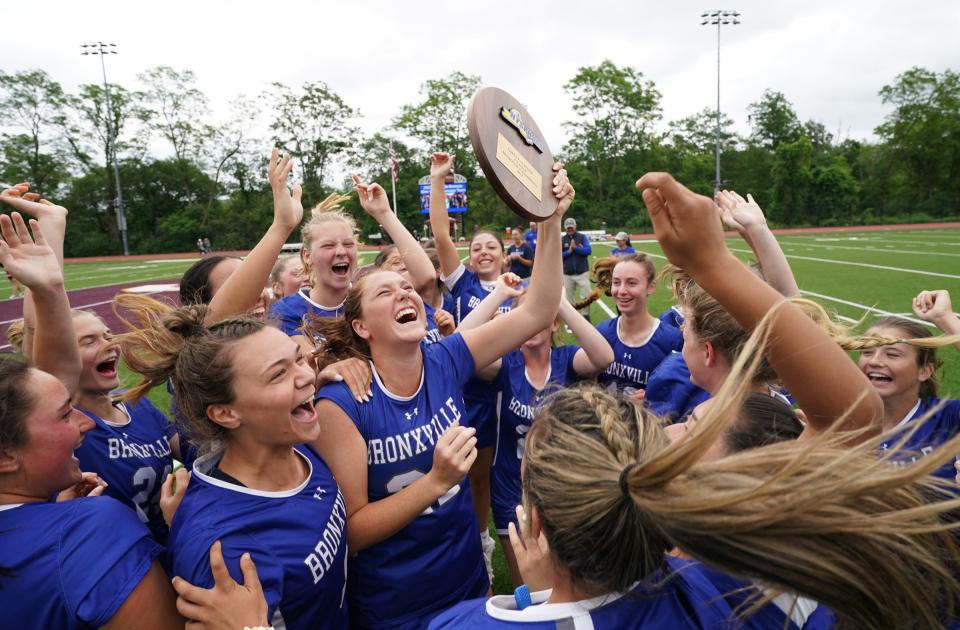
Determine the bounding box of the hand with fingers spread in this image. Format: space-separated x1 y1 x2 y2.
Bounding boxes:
352 175 392 221
430 152 454 180
715 189 767 234
160 468 191 527
635 172 729 274
434 308 455 337
0 213 63 290
172 541 269 630
317 357 373 403
508 505 554 592
56 472 108 502
267 149 304 233
551 163 575 216
426 425 478 494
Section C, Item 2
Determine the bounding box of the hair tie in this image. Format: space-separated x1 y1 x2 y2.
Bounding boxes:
618 463 636 497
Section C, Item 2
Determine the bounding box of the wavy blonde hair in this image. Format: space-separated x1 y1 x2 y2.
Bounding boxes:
523 302 960 629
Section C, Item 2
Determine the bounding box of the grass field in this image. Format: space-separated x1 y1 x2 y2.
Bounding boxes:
2 227 958 595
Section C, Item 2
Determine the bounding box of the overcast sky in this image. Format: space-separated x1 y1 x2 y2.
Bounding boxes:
4 0 959 161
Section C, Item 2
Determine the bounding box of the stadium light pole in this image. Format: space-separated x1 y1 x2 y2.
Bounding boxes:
701 10 740 195
81 41 129 256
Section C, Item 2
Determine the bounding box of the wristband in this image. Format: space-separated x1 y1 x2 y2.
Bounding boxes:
514 584 532 610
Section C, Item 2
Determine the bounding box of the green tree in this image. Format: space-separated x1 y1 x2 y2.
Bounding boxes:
747 90 801 150
137 66 212 162
264 81 360 199
770 135 814 224
392 71 481 175
876 67 960 215
0 69 71 195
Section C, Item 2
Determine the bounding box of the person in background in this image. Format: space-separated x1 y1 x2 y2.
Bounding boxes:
269 256 305 302
561 217 592 322
506 228 534 280
610 231 635 256
523 221 537 254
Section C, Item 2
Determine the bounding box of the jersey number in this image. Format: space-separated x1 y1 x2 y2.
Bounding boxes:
385 470 461 515
131 464 172 523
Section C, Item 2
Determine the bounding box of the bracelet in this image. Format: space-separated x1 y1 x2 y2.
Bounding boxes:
514 584 532 610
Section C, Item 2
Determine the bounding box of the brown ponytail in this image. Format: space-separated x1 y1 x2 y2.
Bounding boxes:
524 303 960 629
114 293 264 454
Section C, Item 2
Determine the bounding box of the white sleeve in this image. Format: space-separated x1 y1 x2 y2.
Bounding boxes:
440 262 466 291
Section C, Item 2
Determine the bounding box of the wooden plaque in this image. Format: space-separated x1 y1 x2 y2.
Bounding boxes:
467 87 558 221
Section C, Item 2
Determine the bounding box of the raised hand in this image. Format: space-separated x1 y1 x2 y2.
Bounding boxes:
267 148 304 232
715 189 767 233
552 163 574 216
352 175 392 220
430 152 454 179
172 541 269 630
494 272 524 299
913 290 953 325
0 183 68 219
635 172 729 274
0 213 63 290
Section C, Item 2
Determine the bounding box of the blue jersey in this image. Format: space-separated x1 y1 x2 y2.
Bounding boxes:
0 498 162 629
645 351 710 423
317 333 488 629
507 242 534 279
423 301 444 346
596 317 683 396
658 305 685 329
880 397 960 480
429 556 734 629
442 263 510 326
75 398 177 543
268 288 344 336
695 564 827 630
491 346 579 533
170 445 348 630
610 246 636 256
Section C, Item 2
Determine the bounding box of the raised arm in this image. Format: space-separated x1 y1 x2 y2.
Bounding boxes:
204 149 303 325
354 175 439 305
1 184 69 362
0 213 80 393
427 152 461 277
559 296 614 375
913 290 960 351
456 273 523 333
637 173 882 437
461 165 573 370
716 190 799 298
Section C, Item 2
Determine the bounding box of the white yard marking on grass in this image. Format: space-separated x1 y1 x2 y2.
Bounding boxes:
777 240 960 258
596 298 616 319
799 290 937 328
728 248 960 279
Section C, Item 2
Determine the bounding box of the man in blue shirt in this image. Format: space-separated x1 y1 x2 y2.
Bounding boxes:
562 217 593 321
523 222 537 254
506 228 534 279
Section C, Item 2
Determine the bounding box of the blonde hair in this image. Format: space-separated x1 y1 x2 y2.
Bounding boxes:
300 193 355 279
4 319 25 354
524 303 960 629
114 293 264 454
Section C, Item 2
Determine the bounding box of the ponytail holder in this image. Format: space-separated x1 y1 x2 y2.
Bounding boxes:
618 463 637 497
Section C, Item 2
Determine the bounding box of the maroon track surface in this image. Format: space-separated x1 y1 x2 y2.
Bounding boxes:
0 279 180 352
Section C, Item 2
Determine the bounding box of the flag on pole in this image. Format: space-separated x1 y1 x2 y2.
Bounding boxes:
389 151 399 182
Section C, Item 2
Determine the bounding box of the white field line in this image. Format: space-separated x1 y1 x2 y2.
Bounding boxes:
596 298 616 319
799 290 938 328
727 248 960 279
835 237 960 247
776 240 960 258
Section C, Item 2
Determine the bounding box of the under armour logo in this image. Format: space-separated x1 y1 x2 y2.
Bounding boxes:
313 487 327 501
623 352 632 360
404 407 419 421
